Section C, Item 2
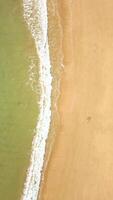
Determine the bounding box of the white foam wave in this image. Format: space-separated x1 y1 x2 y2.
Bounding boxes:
21 0 52 199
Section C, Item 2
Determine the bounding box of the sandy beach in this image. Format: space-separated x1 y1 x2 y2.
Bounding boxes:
39 0 113 199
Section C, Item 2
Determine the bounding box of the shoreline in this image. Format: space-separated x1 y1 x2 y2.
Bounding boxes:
37 0 63 199
39 0 113 199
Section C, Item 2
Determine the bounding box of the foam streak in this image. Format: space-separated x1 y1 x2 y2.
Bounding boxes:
21 0 52 199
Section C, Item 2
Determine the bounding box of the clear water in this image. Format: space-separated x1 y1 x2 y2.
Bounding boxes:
0 1 39 199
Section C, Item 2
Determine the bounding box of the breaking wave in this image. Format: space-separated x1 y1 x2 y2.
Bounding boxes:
21 0 52 199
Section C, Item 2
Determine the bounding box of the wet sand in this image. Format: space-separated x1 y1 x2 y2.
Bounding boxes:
39 0 113 199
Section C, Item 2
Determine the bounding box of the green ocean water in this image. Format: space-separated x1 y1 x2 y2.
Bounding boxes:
0 1 39 199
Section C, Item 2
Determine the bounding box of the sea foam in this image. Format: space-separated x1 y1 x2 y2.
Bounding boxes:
21 0 52 199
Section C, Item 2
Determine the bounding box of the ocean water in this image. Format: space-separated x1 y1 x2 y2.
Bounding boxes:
0 1 39 199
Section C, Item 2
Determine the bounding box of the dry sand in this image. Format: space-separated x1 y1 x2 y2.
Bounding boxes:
39 0 113 199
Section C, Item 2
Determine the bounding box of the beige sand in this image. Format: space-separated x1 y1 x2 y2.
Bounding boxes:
39 0 113 199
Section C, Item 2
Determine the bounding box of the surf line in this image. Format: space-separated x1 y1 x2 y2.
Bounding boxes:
21 0 52 199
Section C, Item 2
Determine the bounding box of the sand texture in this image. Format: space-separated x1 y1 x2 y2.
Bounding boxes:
39 0 113 199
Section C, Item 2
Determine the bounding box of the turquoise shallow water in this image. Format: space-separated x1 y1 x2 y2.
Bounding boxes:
0 1 39 199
